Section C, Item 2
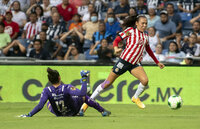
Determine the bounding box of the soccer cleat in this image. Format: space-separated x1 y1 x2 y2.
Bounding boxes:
80 70 90 78
101 110 111 117
78 109 84 116
19 113 31 117
132 96 145 109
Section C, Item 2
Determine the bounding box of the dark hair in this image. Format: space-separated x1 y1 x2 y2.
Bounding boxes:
30 12 37 16
189 32 197 38
122 15 146 28
193 21 200 25
73 13 81 18
169 41 179 53
34 39 42 44
34 5 44 17
47 67 60 84
0 22 5 28
167 3 174 8
51 6 57 11
42 22 49 27
91 11 98 16
122 16 137 28
148 26 156 31
108 12 115 17
99 20 105 25
12 1 21 11
129 7 137 16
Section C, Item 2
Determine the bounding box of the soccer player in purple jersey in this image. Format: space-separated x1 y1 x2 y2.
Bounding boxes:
20 68 111 117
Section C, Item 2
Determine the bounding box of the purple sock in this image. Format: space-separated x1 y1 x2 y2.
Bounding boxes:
85 96 104 112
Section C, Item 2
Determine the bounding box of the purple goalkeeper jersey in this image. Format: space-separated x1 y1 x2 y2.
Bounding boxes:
29 82 87 116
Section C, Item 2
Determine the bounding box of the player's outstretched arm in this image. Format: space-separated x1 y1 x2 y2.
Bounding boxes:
67 70 89 96
20 89 48 117
146 44 165 69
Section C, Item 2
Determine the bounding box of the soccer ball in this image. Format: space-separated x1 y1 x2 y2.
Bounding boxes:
168 95 183 109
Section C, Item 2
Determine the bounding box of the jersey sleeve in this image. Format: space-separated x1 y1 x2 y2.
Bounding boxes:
118 27 132 40
65 82 87 96
145 43 159 64
29 88 48 116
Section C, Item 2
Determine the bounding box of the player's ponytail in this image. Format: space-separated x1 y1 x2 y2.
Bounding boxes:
122 15 137 28
47 67 60 84
122 14 147 29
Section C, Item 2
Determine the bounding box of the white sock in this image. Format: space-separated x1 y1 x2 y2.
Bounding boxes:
90 84 104 99
134 83 146 99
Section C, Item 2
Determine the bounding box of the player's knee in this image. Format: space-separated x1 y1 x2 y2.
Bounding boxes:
140 77 148 86
101 80 112 89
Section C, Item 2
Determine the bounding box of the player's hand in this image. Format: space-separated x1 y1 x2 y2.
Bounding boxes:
114 47 122 56
80 70 90 83
80 70 90 78
19 114 31 117
158 63 165 69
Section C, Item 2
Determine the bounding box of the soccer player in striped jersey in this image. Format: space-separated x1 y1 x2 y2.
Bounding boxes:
80 15 165 113
20 68 110 117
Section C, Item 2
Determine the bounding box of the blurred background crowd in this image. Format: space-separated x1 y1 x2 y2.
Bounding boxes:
0 0 199 65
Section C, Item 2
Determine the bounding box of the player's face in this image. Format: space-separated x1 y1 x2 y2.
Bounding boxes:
136 17 147 32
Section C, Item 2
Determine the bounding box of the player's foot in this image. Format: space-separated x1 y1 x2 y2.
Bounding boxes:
101 110 111 117
132 96 145 109
78 109 84 116
80 70 90 78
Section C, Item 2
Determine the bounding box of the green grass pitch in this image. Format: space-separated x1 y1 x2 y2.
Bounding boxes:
0 103 199 129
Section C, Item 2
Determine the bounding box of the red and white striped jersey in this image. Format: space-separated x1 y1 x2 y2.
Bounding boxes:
119 27 149 65
24 22 41 39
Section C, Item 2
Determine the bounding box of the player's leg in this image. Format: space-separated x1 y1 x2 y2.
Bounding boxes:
90 70 119 99
130 66 148 109
84 95 111 116
80 58 128 112
47 101 56 116
80 70 119 113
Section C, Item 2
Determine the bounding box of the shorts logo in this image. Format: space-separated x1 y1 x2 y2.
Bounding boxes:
115 68 119 72
117 62 124 69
